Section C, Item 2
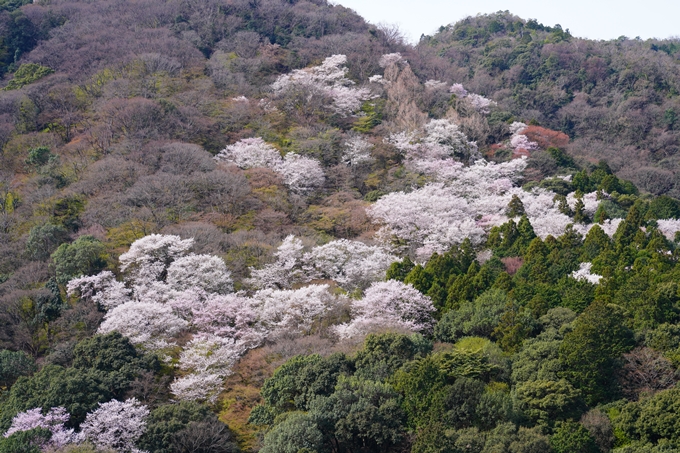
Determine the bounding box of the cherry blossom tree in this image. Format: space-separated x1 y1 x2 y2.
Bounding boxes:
566 191 601 218
131 280 189 305
368 183 486 257
448 83 496 113
507 121 538 154
166 254 233 294
191 293 264 347
179 334 244 374
423 118 481 161
571 262 603 285
368 74 384 84
519 189 574 239
247 236 397 291
214 139 324 194
246 235 306 290
342 135 374 166
251 285 341 337
656 219 680 241
170 373 225 404
335 280 435 339
366 155 595 255
302 239 398 291
214 137 282 170
4 407 75 448
424 79 448 90
67 271 131 309
271 54 373 117
365 141 616 255
466 93 496 114
449 83 468 97
118 234 193 285
171 333 246 401
278 153 325 194
510 134 539 153
327 85 374 117
388 118 481 167
98 301 188 350
78 398 149 452
509 121 527 135
67 233 351 405
596 218 624 237
378 53 404 68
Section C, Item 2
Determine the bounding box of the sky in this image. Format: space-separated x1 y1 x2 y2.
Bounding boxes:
332 0 680 43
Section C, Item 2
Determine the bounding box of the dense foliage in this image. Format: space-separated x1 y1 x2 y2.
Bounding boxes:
414 12 680 196
1 0 680 451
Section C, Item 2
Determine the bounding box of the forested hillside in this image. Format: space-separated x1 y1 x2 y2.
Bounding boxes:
413 12 680 196
2 1 680 452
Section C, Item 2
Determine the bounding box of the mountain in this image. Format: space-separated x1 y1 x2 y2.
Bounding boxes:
2 1 680 452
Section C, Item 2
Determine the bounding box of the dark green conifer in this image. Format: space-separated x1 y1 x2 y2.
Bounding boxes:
573 199 587 224
506 194 525 217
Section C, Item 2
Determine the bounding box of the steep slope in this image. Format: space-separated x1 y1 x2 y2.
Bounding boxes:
3 3 680 453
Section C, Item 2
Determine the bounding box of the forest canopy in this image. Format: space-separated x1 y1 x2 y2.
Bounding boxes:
1 1 680 452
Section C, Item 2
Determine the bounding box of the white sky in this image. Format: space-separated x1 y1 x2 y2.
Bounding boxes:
333 0 680 43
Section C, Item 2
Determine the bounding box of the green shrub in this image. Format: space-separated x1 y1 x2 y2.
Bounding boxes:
4 64 53 90
51 235 108 285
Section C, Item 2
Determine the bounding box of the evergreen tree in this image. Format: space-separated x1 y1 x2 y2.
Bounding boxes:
506 194 526 217
573 199 587 224
559 302 634 405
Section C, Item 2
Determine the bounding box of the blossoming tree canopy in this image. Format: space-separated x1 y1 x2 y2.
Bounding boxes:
214 137 282 170
571 262 603 285
271 54 374 116
78 398 149 451
98 301 189 351
118 234 194 284
214 138 325 193
247 235 398 291
342 135 374 166
4 407 75 448
335 280 436 339
67 271 131 309
448 83 496 114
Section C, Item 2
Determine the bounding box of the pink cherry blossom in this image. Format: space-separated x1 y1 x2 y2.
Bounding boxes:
335 280 435 339
214 137 282 169
167 254 233 294
449 83 468 97
278 152 325 194
98 301 188 351
118 234 193 285
5 407 75 448
342 135 374 166
271 54 374 117
67 271 131 309
78 398 149 452
379 53 404 68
